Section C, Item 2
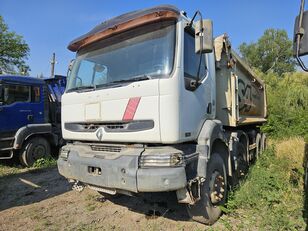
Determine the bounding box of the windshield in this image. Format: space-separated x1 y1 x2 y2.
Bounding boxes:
66 22 176 92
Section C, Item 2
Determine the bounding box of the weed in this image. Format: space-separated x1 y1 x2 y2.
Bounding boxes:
85 203 97 212
226 139 306 230
33 157 56 168
0 164 24 177
0 157 56 179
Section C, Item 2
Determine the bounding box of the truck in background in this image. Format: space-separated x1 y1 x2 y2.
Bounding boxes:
0 75 66 166
58 5 267 224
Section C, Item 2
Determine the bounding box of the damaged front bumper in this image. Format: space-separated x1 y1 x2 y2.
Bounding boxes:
57 143 187 193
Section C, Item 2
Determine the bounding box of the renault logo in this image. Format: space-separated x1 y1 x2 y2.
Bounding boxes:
96 128 103 141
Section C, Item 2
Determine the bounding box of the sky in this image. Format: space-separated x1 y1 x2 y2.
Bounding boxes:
0 0 304 77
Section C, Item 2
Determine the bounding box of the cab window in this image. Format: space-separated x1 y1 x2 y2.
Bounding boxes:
3 84 31 105
184 30 206 80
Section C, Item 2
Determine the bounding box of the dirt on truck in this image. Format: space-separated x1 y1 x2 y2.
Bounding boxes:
57 5 267 225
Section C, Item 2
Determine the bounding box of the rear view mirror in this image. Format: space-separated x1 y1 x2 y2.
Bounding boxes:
195 19 213 54
94 64 106 73
294 10 308 56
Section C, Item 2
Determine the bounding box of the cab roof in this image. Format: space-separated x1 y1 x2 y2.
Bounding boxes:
0 75 45 85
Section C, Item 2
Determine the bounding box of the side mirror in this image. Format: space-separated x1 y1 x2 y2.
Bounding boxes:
294 10 308 57
195 19 213 54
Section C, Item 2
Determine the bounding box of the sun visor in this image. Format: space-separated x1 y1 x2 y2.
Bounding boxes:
68 5 180 52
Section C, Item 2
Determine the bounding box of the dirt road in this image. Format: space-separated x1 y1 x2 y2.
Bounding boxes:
0 167 233 231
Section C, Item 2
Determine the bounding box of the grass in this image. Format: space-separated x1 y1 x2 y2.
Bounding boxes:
226 137 306 230
32 157 57 168
0 164 25 177
85 203 97 212
0 157 57 178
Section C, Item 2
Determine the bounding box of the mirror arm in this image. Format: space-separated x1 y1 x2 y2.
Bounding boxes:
189 10 204 86
67 59 75 77
296 53 308 71
188 10 202 28
299 0 306 29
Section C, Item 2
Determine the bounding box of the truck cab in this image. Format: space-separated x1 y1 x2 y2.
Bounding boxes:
0 75 66 166
0 76 45 130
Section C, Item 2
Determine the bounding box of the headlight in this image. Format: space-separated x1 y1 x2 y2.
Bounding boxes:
59 148 70 160
139 153 184 168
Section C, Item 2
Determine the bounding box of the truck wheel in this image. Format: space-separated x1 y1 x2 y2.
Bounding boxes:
19 137 51 167
255 133 261 159
234 142 249 182
186 153 227 225
261 133 267 153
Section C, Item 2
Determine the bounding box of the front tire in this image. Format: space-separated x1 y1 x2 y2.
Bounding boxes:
186 153 227 225
19 137 51 167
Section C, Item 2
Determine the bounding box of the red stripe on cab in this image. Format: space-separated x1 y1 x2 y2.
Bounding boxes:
122 97 141 121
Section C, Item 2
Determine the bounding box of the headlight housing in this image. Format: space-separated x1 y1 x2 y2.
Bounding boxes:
139 153 184 168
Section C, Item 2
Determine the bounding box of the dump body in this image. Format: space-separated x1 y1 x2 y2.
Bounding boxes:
214 35 267 127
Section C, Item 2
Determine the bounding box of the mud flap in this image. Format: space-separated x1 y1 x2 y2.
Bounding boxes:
196 144 209 178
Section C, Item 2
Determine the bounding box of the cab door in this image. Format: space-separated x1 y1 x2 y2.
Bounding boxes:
179 28 214 140
0 83 43 133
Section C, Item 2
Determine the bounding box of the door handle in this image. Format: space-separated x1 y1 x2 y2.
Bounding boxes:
207 103 212 114
27 114 33 121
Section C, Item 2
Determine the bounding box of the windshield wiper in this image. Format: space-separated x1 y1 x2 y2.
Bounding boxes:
95 75 152 89
66 85 95 93
68 75 152 92
108 75 152 85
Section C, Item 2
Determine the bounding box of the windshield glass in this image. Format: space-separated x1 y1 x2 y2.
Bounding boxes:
66 22 176 92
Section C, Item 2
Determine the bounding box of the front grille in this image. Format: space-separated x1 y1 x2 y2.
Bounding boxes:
105 124 126 130
90 145 122 153
82 124 100 131
65 120 154 133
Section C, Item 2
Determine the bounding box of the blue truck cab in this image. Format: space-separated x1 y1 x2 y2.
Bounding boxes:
0 75 66 166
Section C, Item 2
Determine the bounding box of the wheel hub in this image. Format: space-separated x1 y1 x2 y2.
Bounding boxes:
209 171 225 205
32 145 46 160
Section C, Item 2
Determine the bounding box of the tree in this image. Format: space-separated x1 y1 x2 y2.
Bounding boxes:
0 15 30 75
261 72 308 138
239 29 296 76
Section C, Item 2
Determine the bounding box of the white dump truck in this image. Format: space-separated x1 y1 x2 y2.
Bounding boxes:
58 5 267 224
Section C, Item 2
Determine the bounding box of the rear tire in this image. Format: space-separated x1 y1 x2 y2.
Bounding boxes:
186 153 227 225
261 133 267 153
235 142 249 182
255 133 261 159
19 137 51 167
